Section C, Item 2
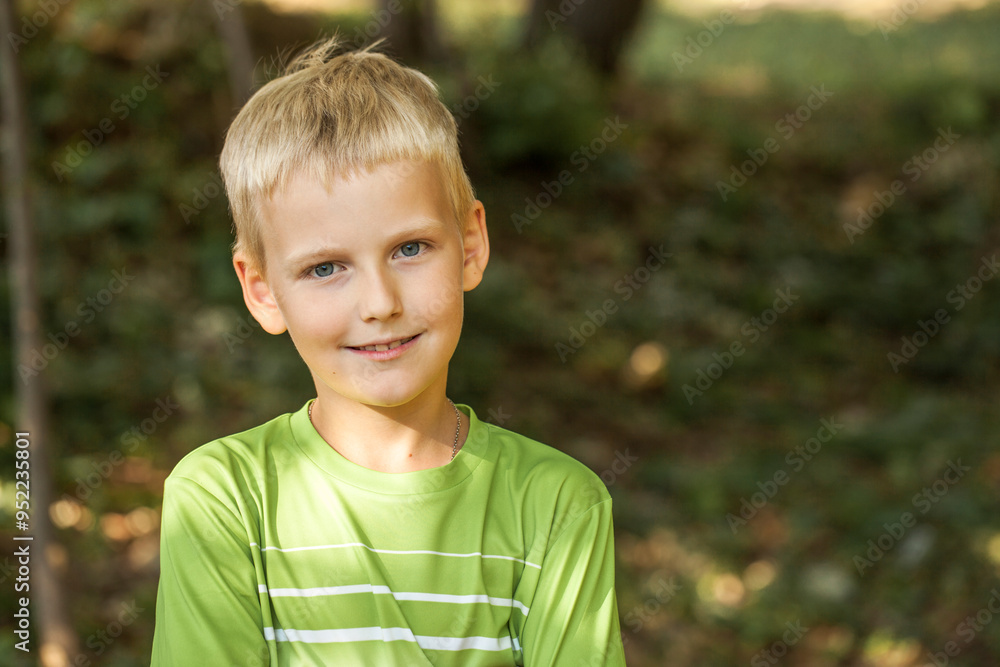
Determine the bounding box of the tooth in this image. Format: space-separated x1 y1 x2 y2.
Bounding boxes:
375 344 388 351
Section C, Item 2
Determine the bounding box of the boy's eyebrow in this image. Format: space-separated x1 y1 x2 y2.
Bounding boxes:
384 218 451 245
285 218 451 267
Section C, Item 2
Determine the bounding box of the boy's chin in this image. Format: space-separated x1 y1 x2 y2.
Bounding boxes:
320 383 439 410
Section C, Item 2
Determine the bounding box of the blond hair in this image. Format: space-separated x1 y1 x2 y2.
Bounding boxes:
219 36 475 271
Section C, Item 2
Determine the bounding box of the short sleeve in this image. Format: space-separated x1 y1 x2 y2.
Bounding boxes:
519 498 627 666
151 475 269 667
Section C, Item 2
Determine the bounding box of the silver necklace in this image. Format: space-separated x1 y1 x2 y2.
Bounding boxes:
308 399 462 461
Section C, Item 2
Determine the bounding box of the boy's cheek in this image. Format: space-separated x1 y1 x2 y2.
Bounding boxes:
422 276 465 314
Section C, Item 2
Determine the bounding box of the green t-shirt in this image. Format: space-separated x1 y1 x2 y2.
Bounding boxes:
151 401 627 666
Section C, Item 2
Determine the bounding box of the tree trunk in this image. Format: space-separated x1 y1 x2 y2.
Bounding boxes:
376 0 444 64
0 0 80 665
524 0 646 74
210 0 256 106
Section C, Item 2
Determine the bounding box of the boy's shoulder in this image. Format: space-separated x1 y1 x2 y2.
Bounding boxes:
164 408 294 491
476 414 611 507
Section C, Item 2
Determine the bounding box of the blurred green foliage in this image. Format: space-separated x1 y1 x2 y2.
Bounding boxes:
1 0 999 665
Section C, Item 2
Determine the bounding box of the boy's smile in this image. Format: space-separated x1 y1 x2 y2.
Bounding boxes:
233 159 488 411
347 333 420 359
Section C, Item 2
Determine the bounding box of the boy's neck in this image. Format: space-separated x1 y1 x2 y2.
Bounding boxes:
307 385 468 473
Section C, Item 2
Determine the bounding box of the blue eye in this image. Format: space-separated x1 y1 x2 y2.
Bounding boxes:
313 263 335 277
399 242 422 257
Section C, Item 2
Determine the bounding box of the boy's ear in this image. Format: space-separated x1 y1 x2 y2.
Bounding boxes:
232 252 288 335
461 200 489 292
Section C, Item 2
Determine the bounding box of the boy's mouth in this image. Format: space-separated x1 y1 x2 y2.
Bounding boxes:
348 334 418 352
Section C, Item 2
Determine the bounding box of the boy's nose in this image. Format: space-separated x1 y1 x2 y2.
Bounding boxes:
357 267 402 322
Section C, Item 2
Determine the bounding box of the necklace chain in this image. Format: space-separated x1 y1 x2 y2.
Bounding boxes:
308 399 462 461
447 399 461 461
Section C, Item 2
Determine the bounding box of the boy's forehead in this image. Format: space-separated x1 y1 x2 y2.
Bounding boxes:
268 158 445 203
259 160 454 242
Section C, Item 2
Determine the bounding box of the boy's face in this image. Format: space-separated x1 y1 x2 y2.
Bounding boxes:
233 160 488 408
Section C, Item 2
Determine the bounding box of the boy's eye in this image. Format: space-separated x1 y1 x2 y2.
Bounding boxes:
312 263 337 277
398 242 423 257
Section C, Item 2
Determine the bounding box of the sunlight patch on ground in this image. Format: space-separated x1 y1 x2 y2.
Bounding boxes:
861 631 923 666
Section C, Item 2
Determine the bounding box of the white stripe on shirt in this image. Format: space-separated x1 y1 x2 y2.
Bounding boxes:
249 541 541 569
262 626 516 652
258 582 529 614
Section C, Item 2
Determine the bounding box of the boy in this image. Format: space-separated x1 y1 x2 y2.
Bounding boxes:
152 37 627 666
